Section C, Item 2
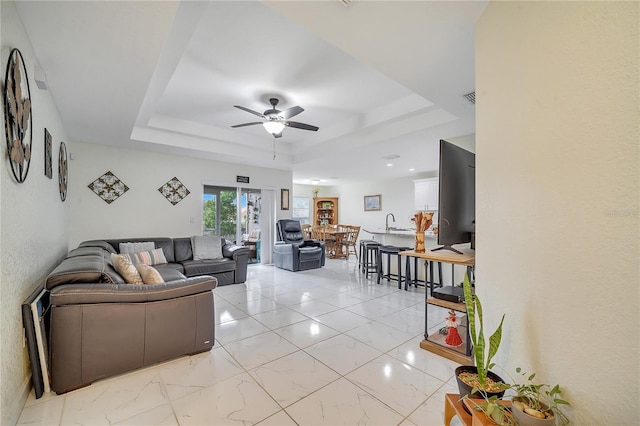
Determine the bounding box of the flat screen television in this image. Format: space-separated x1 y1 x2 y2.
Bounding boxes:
434 139 475 254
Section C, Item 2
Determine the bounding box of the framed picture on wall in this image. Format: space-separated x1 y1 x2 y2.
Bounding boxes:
364 194 381 211
281 188 290 210
44 129 52 179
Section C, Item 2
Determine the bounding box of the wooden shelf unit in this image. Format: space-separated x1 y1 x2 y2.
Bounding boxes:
313 197 339 226
422 297 473 364
399 248 475 364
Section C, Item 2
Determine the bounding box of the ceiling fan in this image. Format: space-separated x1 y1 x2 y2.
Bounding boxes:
231 98 319 138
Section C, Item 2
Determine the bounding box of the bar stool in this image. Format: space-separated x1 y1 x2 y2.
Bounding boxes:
377 245 412 286
358 240 377 272
360 241 381 279
404 256 444 293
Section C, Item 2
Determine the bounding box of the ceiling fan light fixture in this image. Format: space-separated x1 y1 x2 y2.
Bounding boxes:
263 121 285 135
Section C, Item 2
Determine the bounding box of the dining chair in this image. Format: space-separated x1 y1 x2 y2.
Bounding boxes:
301 224 312 240
343 225 361 259
310 226 325 241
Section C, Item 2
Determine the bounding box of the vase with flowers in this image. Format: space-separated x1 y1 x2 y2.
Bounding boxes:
312 187 319 198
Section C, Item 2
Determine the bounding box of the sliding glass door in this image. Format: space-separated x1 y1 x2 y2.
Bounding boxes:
203 185 261 244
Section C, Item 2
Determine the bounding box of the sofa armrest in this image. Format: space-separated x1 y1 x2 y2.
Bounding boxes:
49 276 217 306
223 242 250 260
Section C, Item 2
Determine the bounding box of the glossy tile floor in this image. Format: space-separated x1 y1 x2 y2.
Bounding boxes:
18 258 465 425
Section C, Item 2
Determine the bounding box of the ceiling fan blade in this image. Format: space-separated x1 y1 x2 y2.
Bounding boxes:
234 105 265 118
278 105 304 120
231 122 263 128
285 121 319 132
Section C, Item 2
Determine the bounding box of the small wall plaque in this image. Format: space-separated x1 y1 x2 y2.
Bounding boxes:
88 171 128 204
158 177 190 205
237 175 250 183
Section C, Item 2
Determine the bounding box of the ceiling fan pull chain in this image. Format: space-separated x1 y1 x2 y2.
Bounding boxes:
273 139 276 160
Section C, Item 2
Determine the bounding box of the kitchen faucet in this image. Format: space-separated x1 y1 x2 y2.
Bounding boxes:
385 213 396 231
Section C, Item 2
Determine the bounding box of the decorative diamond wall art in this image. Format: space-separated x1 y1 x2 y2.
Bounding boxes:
58 142 68 202
44 129 52 179
88 171 129 204
158 177 190 205
3 48 33 183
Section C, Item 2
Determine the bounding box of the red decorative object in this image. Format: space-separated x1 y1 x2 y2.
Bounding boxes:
445 309 463 347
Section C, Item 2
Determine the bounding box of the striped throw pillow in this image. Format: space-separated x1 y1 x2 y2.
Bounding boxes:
122 248 167 266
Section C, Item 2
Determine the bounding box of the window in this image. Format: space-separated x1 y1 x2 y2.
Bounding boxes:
292 197 310 224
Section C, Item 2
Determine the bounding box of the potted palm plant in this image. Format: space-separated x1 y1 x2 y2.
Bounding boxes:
456 273 509 403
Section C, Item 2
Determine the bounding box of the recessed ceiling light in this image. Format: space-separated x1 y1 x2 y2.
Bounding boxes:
386 163 393 167
409 168 415 171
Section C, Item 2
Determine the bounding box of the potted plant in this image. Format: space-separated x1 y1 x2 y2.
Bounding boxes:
456 273 508 403
509 368 571 426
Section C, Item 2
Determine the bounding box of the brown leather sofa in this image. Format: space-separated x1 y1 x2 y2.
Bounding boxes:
44 236 249 394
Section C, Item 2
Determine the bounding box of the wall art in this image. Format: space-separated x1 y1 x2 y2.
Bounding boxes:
158 177 190 205
281 188 290 210
364 194 381 211
44 129 52 178
88 171 129 204
4 48 33 183
58 142 68 202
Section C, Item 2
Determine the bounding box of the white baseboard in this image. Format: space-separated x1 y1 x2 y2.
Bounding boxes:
4 376 31 426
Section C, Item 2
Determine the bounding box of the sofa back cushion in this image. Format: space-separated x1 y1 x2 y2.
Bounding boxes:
79 240 117 253
173 237 193 262
46 249 124 290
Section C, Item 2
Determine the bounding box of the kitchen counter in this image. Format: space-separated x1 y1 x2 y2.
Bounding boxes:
362 228 437 248
363 228 437 237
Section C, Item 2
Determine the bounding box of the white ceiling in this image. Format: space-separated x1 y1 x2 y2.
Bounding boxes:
15 0 486 186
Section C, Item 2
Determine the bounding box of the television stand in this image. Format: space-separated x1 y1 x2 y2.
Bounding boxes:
432 245 464 255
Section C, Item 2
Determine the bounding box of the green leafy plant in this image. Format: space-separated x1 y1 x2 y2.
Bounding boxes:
467 395 515 426
462 272 506 389
510 368 571 425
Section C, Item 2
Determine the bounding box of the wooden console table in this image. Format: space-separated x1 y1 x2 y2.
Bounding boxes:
399 248 475 364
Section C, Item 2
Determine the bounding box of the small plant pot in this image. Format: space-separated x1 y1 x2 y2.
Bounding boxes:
511 397 555 426
455 365 506 413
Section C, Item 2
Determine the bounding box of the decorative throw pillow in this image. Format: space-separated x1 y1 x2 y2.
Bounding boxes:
134 263 164 284
121 248 167 266
191 235 223 260
119 241 155 255
110 253 143 284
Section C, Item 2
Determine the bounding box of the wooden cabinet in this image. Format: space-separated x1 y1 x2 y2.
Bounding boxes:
414 178 439 211
313 197 339 226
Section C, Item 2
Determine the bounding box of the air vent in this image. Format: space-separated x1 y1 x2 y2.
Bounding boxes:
463 91 476 105
382 154 400 160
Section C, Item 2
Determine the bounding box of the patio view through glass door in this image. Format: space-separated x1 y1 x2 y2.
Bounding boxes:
203 186 261 258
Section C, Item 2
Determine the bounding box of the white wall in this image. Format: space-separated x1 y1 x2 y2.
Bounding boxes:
477 2 638 424
68 142 292 249
0 2 70 424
